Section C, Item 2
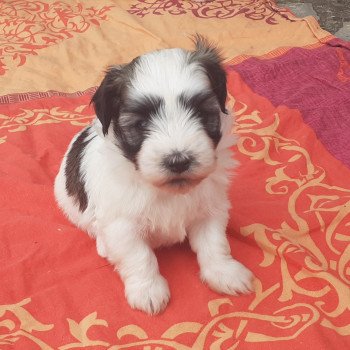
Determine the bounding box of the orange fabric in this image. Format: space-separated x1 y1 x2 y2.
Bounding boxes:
1 0 350 349
0 0 330 94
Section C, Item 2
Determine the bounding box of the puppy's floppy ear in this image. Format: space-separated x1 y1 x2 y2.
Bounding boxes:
190 34 227 114
91 66 124 135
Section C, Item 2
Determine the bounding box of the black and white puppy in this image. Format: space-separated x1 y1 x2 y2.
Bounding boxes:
55 36 254 314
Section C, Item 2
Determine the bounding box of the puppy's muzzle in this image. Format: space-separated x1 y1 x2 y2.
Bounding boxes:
161 152 201 192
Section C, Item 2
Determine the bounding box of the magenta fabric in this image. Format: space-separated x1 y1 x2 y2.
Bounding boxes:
233 39 350 167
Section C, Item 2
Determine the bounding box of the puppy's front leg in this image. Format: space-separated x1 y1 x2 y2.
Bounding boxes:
102 218 170 314
189 217 254 295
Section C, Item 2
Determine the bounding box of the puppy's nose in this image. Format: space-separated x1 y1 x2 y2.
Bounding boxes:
163 152 193 173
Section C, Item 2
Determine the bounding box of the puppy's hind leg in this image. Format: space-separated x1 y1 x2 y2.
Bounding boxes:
101 218 170 315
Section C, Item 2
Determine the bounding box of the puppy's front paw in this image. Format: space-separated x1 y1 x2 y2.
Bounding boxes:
201 258 254 295
125 275 170 315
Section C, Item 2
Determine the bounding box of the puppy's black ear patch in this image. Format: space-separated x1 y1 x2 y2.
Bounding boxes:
190 34 227 114
91 66 124 135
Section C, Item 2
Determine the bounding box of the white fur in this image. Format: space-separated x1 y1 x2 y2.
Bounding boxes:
55 47 253 314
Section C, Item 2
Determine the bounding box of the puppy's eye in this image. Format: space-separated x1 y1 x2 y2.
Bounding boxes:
134 120 147 129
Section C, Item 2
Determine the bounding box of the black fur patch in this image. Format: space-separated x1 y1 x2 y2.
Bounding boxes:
115 95 164 162
65 128 92 212
179 91 222 146
91 57 140 136
91 66 124 136
122 95 164 121
189 35 228 114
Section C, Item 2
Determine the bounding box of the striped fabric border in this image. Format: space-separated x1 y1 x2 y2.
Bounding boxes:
0 87 98 104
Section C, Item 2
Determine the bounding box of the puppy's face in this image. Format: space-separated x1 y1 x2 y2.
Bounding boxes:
92 36 227 193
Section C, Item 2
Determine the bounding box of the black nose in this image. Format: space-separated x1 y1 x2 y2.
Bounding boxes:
163 152 193 173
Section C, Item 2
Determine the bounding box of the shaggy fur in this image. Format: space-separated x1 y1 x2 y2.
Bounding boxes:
54 36 254 314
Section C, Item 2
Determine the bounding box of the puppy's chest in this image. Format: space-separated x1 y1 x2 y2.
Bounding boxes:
140 196 200 247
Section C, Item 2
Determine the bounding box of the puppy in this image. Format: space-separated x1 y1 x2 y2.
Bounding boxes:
54 36 253 314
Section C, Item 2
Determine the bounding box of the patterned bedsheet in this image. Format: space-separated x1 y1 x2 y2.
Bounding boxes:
1 1 349 349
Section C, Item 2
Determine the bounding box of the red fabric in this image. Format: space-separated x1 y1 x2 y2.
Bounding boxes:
1 70 350 348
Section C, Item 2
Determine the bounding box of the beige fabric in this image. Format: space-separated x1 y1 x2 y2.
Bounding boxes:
0 0 331 95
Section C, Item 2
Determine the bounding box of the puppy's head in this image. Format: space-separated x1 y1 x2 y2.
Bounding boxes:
92 35 227 193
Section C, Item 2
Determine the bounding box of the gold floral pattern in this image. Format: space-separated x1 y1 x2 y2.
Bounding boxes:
0 298 53 348
231 95 350 338
0 104 93 141
0 296 323 349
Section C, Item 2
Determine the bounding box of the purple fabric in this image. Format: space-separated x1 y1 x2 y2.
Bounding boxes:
233 39 350 167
